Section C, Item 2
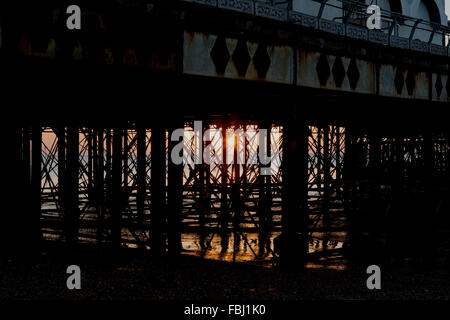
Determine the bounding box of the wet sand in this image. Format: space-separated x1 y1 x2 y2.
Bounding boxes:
1 244 449 300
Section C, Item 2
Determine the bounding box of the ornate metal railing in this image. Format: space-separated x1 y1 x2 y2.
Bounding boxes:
183 0 450 57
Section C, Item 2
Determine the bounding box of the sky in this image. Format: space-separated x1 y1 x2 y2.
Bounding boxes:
447 0 450 21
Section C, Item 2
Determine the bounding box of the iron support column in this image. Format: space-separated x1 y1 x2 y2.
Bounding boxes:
64 125 79 247
150 125 166 256
167 120 183 257
112 127 123 248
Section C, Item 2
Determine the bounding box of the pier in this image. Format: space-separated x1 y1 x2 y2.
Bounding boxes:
1 0 449 267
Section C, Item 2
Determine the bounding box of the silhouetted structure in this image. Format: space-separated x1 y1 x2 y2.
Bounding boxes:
0 0 449 267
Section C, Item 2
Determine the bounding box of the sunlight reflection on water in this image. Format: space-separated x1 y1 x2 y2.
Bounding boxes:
180 232 348 270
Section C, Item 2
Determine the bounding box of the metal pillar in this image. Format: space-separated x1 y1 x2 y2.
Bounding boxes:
343 123 355 251
232 133 241 262
21 126 32 251
123 129 129 202
64 125 79 247
87 129 94 204
136 127 147 226
422 125 435 259
31 124 42 247
280 107 307 266
322 124 330 252
298 121 310 258
57 127 66 211
232 134 241 237
258 121 271 257
150 126 166 256
368 127 381 234
447 128 450 182
95 129 105 243
105 129 112 213
389 132 405 259
220 125 229 233
2 125 32 256
167 120 183 257
198 124 207 245
220 125 229 253
112 127 122 248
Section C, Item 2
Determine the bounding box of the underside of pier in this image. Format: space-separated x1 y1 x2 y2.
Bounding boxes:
0 0 449 267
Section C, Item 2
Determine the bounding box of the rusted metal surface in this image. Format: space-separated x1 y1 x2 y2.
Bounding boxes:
183 31 294 83
6 1 450 103
183 29 448 102
180 2 449 102
182 0 450 56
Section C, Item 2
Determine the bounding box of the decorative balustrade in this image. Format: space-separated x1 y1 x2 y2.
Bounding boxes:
183 0 450 57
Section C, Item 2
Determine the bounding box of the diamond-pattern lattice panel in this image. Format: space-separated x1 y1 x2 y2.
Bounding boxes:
347 58 360 90
394 67 405 95
432 73 450 102
184 32 442 102
446 75 450 97
297 51 374 94
210 36 230 75
435 75 443 98
316 53 331 86
405 70 416 96
379 65 429 100
183 31 293 84
332 57 346 89
232 39 251 77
